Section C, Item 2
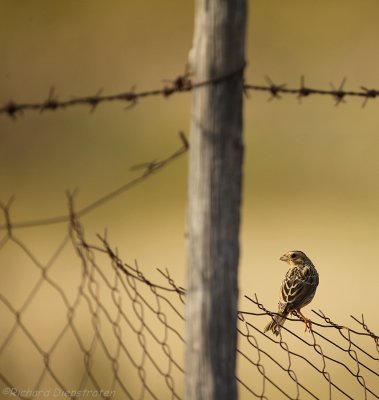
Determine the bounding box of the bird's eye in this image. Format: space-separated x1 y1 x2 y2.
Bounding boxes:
291 253 297 259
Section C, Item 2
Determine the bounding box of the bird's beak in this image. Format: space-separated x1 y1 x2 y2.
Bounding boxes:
280 254 289 262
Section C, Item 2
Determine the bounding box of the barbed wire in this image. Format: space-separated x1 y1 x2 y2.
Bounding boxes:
0 67 244 119
2 73 379 119
0 131 188 232
244 76 379 107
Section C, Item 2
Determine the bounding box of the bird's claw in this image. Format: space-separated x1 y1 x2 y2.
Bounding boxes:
303 318 312 332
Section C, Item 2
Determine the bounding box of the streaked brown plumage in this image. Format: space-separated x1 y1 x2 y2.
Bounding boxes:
264 250 319 336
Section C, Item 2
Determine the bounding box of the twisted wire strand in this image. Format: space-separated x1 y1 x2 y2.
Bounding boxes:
2 73 379 119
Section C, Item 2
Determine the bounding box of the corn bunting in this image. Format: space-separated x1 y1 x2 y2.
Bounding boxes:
264 250 319 335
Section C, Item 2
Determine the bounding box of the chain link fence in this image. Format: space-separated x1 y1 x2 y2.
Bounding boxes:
1 187 378 400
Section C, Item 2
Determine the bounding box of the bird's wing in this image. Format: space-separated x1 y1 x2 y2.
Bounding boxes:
279 265 318 313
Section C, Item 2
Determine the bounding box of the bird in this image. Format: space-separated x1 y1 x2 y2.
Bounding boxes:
264 250 319 336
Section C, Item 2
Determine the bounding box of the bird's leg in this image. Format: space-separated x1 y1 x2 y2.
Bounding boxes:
297 309 312 332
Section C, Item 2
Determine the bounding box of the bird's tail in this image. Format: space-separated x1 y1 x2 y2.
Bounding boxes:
264 313 288 336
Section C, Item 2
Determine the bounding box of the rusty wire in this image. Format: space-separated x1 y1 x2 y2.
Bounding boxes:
0 195 186 400
238 295 379 399
1 194 379 399
0 131 188 232
243 76 379 107
2 73 379 119
0 67 244 119
1 116 379 398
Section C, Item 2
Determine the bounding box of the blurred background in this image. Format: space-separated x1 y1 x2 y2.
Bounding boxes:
1 1 379 399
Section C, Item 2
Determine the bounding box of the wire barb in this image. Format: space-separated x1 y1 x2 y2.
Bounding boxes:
329 78 347 106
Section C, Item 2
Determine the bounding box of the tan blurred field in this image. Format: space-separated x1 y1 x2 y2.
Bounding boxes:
1 1 379 399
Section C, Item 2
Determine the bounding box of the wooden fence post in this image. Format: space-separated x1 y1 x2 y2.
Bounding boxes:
186 1 247 399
